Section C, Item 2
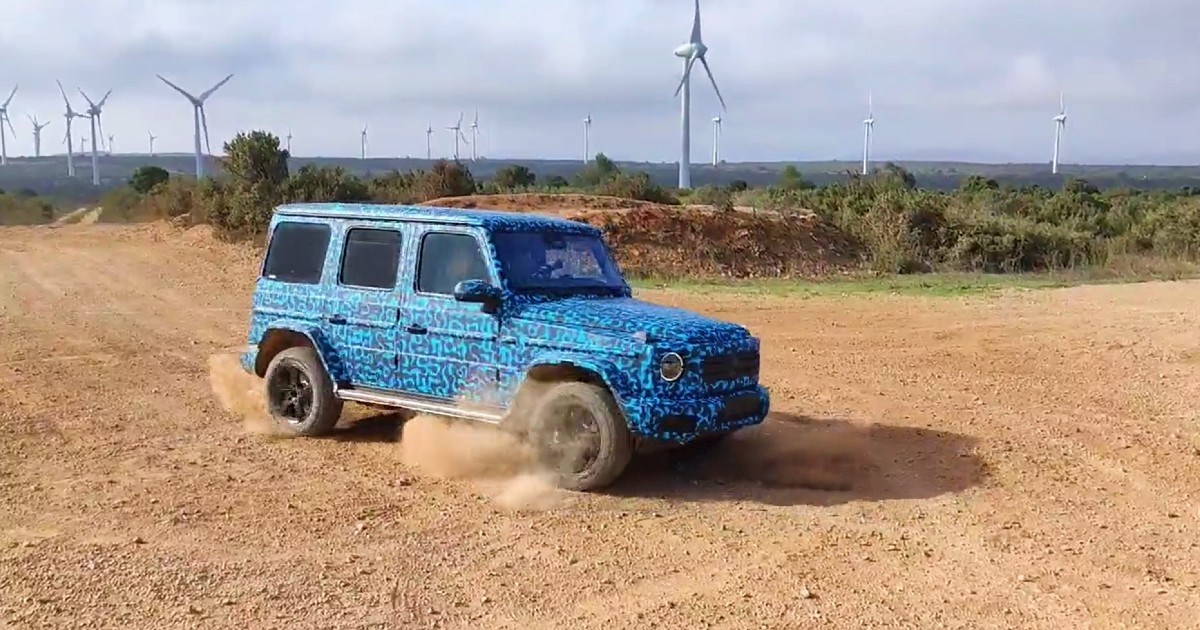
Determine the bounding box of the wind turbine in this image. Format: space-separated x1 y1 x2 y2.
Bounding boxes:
425 124 433 160
1052 92 1067 175
78 87 112 186
107 133 115 156
79 136 86 155
156 73 233 178
711 115 721 166
360 124 368 160
583 113 592 164
469 110 480 161
446 112 468 161
861 92 874 175
56 81 87 177
28 115 50 158
672 0 726 189
0 86 16 166
148 131 157 156
285 129 293 154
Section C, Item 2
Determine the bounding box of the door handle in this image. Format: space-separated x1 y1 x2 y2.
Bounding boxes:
328 315 347 325
405 324 427 335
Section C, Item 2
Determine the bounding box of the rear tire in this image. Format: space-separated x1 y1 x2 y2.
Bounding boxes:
263 346 343 437
528 381 634 491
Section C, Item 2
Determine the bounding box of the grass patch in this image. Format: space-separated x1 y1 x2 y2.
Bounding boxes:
630 262 1200 298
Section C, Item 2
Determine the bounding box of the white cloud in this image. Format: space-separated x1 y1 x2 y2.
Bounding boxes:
0 0 1196 163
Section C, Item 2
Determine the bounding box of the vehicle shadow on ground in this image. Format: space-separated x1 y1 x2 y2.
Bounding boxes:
608 412 987 507
328 411 408 443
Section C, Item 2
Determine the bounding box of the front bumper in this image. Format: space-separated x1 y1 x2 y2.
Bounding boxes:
623 385 770 443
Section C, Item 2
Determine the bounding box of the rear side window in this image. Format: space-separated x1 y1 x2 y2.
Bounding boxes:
417 232 490 295
339 228 401 289
262 221 331 284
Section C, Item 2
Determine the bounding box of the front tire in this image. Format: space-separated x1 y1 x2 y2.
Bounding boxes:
528 381 634 491
263 346 343 437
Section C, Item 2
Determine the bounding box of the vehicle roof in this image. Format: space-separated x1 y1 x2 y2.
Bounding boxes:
274 202 601 234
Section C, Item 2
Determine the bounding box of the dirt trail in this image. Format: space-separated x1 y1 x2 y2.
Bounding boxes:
1 222 1199 629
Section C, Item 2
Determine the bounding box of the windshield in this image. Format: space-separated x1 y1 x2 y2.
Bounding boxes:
492 230 626 292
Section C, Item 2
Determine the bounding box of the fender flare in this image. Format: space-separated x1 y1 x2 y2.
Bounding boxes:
522 351 629 408
253 319 346 383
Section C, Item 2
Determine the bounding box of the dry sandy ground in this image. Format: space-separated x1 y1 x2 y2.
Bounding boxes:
1 222 1198 629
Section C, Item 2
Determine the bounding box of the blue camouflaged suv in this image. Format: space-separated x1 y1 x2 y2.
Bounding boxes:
240 202 770 490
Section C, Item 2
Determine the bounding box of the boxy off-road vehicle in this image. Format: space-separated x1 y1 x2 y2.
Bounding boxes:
240 203 770 490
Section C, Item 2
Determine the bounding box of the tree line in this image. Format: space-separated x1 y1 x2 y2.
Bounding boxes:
88 129 1200 275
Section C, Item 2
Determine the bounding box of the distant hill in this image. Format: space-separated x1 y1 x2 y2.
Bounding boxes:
2 152 1199 206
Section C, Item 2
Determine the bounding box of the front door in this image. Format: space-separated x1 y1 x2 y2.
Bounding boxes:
395 227 500 405
322 223 405 389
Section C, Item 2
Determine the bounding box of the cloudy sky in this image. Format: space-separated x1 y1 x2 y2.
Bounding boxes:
1 0 1196 164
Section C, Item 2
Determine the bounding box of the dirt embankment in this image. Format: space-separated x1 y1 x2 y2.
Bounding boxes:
422 194 861 279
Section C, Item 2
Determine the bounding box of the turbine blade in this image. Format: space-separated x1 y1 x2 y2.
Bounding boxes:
97 89 113 108
198 74 233 102
2 85 15 108
699 56 726 110
690 0 702 43
78 88 96 109
5 116 15 138
96 115 105 147
157 75 200 103
27 113 35 126
674 56 698 97
200 106 212 155
56 80 72 109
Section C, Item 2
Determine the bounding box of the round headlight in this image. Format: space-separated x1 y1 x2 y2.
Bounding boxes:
660 352 684 382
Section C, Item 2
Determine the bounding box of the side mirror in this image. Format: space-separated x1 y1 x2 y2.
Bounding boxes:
452 279 502 307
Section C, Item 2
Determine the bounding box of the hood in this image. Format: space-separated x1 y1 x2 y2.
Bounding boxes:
508 296 750 344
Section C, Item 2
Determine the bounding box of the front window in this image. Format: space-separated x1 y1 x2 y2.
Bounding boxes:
492 230 625 292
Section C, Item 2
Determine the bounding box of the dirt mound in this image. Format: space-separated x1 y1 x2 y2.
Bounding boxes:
421 194 860 278
422 193 661 214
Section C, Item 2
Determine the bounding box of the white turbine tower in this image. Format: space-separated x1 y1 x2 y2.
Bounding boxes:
56 81 85 177
107 133 115 156
1052 92 1067 175
0 86 16 166
79 136 86 154
360 124 368 160
672 0 726 189
28 115 50 158
425 124 433 160
711 115 721 166
583 113 592 163
78 87 112 186
285 129 293 154
861 92 875 175
469 110 481 161
148 131 157 156
156 73 233 179
446 112 468 161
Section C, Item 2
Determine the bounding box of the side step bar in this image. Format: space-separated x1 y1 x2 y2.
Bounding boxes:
336 387 505 424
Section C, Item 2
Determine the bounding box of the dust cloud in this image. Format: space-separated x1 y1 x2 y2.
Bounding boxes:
207 353 291 438
397 414 573 512
207 352 571 510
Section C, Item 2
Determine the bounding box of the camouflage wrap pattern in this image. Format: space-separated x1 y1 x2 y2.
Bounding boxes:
242 203 770 442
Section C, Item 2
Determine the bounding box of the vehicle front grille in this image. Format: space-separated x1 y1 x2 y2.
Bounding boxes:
701 350 760 384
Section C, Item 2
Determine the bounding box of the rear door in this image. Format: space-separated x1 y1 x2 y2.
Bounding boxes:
321 221 406 390
394 226 500 404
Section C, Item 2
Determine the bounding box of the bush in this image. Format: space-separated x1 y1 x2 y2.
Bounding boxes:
129 166 170 194
595 171 678 205
689 185 735 212
0 191 57 225
286 165 371 203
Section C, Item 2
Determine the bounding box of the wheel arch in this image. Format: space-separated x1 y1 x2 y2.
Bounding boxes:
252 321 342 382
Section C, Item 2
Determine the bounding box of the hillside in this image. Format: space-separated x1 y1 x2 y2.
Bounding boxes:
419 194 860 279
5 152 1200 206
